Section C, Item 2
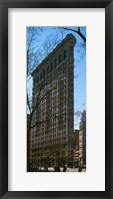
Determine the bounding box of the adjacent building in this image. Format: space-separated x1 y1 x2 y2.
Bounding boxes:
79 110 86 167
30 34 76 168
73 129 80 168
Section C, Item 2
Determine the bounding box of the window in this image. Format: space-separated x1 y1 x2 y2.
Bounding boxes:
37 76 39 84
63 50 67 60
33 77 36 86
40 73 42 81
46 67 49 75
54 59 57 68
59 55 62 64
43 69 45 79
50 63 53 72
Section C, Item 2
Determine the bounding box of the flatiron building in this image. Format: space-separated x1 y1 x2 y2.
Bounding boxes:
30 34 76 168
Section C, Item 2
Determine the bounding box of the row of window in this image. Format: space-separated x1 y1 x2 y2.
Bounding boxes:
34 124 67 133
33 50 67 86
31 138 68 148
31 135 75 145
32 129 67 138
32 112 67 122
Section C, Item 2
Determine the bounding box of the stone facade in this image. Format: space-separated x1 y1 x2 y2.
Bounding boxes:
30 34 76 168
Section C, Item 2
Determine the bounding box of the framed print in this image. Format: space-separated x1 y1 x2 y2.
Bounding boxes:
0 0 113 198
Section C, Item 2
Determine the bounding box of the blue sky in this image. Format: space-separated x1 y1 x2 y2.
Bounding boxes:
27 27 86 129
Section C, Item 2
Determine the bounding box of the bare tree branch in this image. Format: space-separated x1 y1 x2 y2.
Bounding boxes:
60 27 86 43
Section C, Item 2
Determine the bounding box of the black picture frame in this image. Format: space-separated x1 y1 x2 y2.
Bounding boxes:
0 0 113 198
